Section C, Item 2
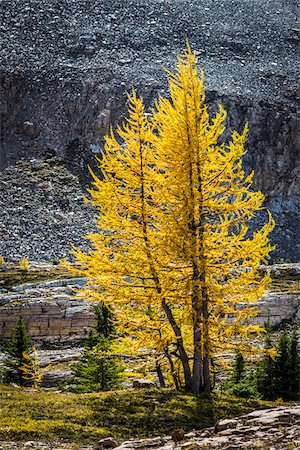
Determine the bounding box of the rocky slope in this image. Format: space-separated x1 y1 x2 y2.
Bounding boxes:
0 160 96 261
0 0 299 261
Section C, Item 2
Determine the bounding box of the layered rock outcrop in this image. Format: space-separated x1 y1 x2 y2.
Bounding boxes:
0 264 298 347
0 0 299 261
0 276 96 347
237 264 300 328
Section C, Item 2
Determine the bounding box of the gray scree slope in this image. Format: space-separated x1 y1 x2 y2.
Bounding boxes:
0 0 299 261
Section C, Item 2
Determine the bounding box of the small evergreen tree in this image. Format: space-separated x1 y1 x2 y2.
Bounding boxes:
232 351 246 384
257 329 299 401
226 351 257 398
256 334 276 400
287 330 300 400
94 303 115 338
73 303 123 392
2 317 31 385
73 336 123 392
273 331 290 399
86 303 116 349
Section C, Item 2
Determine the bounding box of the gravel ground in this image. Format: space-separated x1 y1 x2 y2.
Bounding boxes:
1 0 299 101
0 159 96 261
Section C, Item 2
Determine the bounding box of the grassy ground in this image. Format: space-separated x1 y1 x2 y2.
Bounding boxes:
0 385 278 444
270 272 300 293
1 262 298 293
0 264 73 290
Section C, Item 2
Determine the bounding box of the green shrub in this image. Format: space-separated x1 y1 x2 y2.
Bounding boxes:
227 375 258 399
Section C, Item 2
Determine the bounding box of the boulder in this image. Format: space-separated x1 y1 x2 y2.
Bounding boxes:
171 429 185 442
132 379 155 389
97 437 119 449
214 419 238 432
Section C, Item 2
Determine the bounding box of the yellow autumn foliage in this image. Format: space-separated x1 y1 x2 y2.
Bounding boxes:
20 346 43 389
69 46 275 393
19 257 29 272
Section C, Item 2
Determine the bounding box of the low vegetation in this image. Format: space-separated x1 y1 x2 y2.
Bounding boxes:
0 386 278 444
0 262 73 291
270 271 300 293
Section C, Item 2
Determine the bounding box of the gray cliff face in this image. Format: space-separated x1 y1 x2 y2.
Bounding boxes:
0 0 299 261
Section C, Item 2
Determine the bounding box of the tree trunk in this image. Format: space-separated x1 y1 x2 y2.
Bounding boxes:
164 348 180 390
156 361 166 388
191 292 204 393
192 327 203 393
191 261 204 393
162 299 192 391
202 291 211 393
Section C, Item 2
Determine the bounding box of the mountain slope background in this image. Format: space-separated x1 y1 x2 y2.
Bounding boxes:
0 0 299 261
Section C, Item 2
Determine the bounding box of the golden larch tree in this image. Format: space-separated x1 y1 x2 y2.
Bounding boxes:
151 45 274 392
70 46 274 393
20 346 44 389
